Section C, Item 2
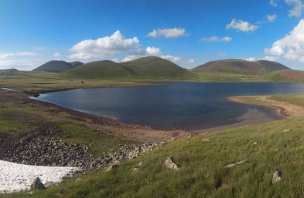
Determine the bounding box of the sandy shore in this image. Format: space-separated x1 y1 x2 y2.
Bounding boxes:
229 95 304 118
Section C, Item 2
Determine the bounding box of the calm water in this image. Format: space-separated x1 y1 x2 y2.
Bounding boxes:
37 83 304 130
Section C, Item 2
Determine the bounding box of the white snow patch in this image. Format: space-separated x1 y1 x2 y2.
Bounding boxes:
0 160 80 194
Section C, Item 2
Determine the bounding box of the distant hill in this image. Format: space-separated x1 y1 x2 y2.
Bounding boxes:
0 68 19 74
33 60 83 73
261 70 304 82
66 56 193 80
192 59 289 75
66 60 134 79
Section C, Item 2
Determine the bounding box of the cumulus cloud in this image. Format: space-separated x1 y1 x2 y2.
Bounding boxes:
285 0 304 17
145 47 161 56
0 51 44 70
147 28 187 38
53 52 61 59
160 55 182 62
188 59 195 64
70 31 139 60
245 57 258 61
270 0 278 7
226 19 258 32
265 19 304 62
267 14 277 22
123 46 181 63
201 36 232 43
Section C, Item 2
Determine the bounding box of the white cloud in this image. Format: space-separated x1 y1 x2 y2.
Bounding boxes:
245 57 258 61
53 52 61 59
160 55 182 62
201 36 232 43
285 0 304 17
145 47 161 56
147 28 187 38
265 19 304 62
123 46 181 63
267 14 277 22
270 0 278 7
263 56 279 61
70 31 139 60
226 19 258 32
188 59 195 64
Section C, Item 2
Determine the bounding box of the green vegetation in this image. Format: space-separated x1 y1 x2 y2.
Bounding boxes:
0 91 130 156
192 59 289 75
65 56 193 80
34 60 83 73
270 94 304 107
3 94 304 197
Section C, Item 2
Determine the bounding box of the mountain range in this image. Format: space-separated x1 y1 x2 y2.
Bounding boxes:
30 56 304 82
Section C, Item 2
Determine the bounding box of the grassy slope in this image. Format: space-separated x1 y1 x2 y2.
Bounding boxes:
7 94 304 197
192 59 289 75
0 90 130 157
123 56 193 80
65 60 135 79
0 71 147 94
34 61 75 73
65 57 193 80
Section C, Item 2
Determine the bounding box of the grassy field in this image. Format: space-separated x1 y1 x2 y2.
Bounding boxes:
2 94 304 197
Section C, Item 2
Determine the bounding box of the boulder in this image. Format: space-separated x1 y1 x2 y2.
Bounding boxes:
272 170 282 184
163 157 179 170
105 164 119 172
30 177 46 190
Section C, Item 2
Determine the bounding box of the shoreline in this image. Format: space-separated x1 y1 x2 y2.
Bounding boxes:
228 95 304 118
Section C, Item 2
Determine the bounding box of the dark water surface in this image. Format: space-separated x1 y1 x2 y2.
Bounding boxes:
37 83 304 130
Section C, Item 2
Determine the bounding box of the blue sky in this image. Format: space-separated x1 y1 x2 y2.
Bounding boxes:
0 0 304 70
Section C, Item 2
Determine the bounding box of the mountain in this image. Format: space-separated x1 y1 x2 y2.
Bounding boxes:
33 60 84 73
0 68 19 74
66 60 134 79
192 59 289 75
123 56 192 79
261 70 304 82
66 56 193 80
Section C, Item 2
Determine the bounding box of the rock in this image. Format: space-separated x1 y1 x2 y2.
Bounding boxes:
163 157 179 170
132 167 139 172
159 141 166 146
283 129 292 132
105 164 118 172
272 170 282 184
252 141 258 146
224 160 247 168
138 162 144 167
30 177 46 190
44 182 55 188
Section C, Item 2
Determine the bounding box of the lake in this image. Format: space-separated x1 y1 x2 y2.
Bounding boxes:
36 82 304 130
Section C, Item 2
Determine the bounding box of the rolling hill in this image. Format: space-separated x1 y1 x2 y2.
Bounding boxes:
66 56 193 80
192 59 290 75
33 60 83 73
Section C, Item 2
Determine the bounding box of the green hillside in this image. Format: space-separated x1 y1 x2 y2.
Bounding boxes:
261 69 304 82
193 59 289 75
66 56 193 80
10 94 304 197
123 56 193 79
65 60 134 79
33 60 83 73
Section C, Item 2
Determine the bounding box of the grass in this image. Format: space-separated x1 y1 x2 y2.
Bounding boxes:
0 91 131 156
270 94 304 107
4 94 304 197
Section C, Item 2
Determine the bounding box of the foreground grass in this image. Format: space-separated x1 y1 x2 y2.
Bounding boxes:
7 117 304 197
5 94 304 197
